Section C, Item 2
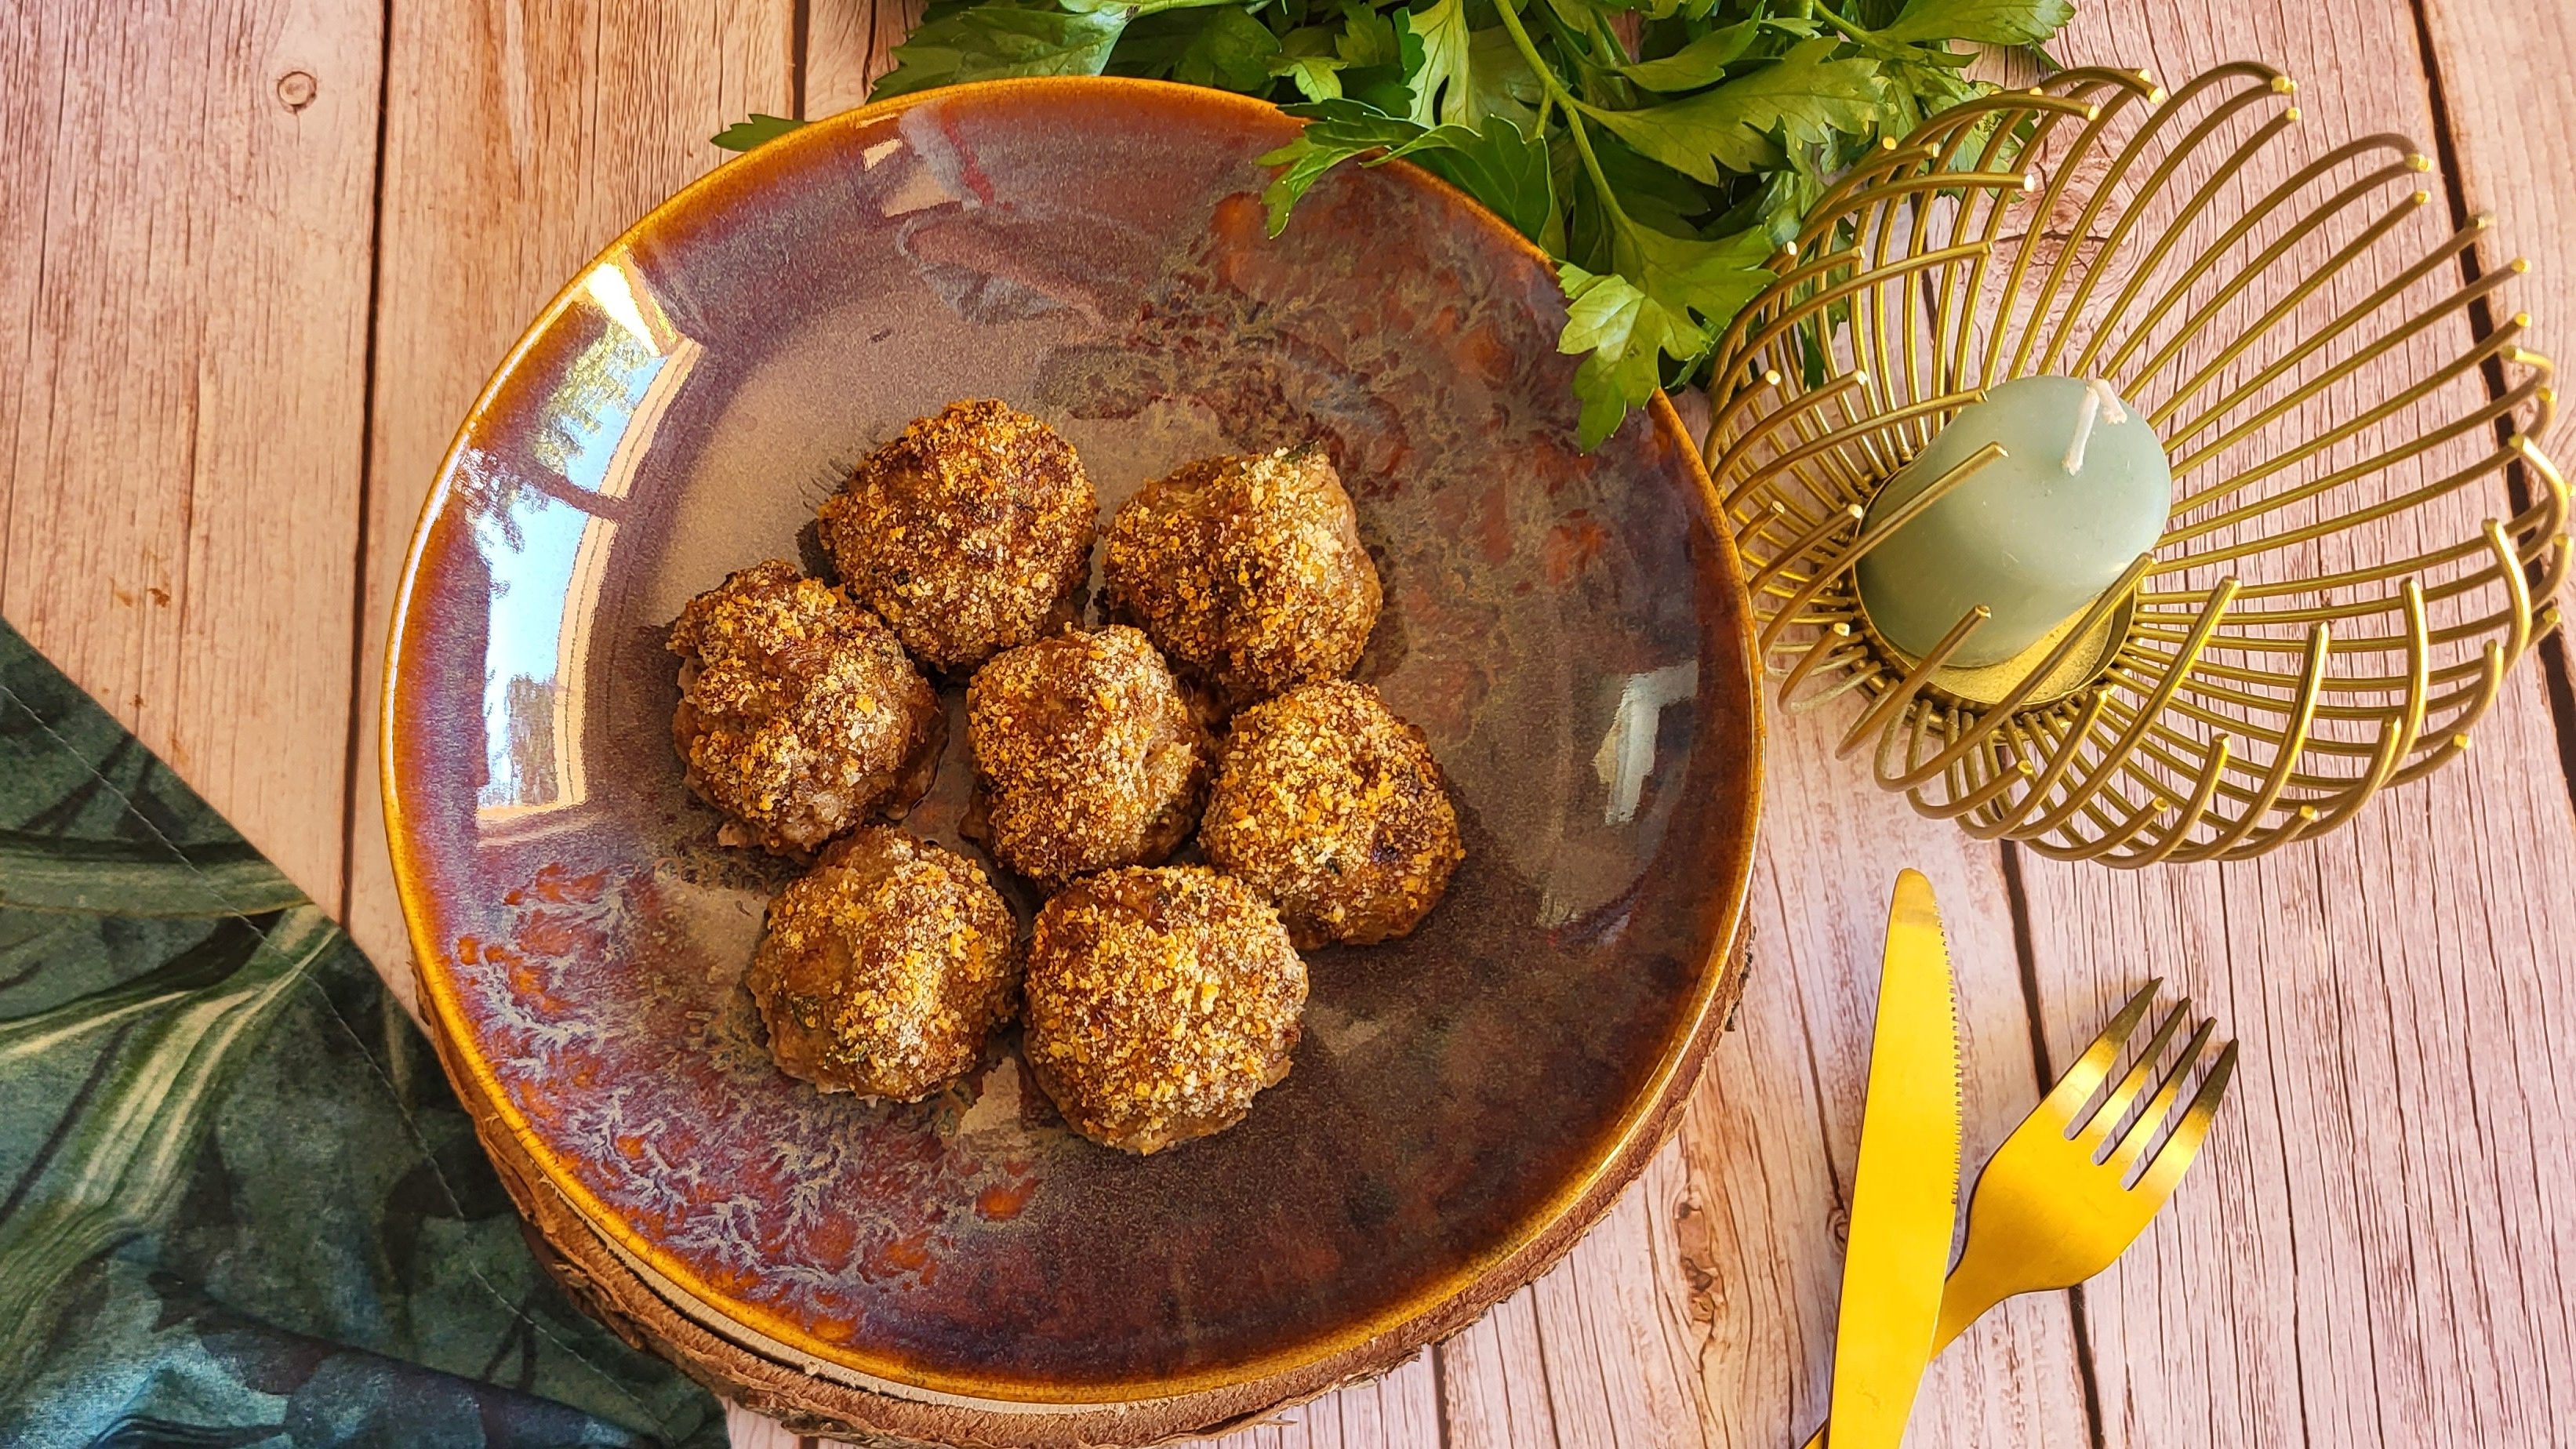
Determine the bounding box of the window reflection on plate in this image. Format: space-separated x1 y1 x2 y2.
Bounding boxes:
474 256 701 823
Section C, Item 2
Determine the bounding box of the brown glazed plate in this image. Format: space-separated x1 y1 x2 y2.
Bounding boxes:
382 77 1762 1444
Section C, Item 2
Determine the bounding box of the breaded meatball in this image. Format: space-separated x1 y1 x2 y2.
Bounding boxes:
747 828 1019 1101
1103 445 1381 709
964 626 1212 888
1023 866 1306 1153
1201 681 1462 949
820 399 1097 672
669 561 943 855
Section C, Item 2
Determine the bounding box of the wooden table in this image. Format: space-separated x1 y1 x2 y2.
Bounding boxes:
8 2 2571 1444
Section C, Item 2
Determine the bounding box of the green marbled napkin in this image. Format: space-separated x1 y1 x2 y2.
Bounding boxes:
0 621 725 1448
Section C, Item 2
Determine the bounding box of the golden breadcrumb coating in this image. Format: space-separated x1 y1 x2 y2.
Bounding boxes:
1201 681 1462 949
1103 445 1382 710
820 399 1098 672
747 828 1019 1101
669 560 942 856
1023 866 1306 1153
964 626 1212 889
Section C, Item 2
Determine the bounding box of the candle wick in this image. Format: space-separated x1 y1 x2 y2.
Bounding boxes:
2062 391 2102 473
2062 379 2125 471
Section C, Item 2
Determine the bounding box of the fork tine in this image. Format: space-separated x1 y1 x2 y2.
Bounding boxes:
2075 997 2191 1150
2042 980 2162 1123
2133 1040 2240 1201
2105 1016 2218 1175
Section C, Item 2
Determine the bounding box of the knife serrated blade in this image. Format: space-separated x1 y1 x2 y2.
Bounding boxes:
1825 867 1964 1449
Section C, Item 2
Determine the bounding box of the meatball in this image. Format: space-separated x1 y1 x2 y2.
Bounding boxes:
964 626 1213 889
1103 445 1381 710
1023 866 1307 1153
820 399 1097 672
669 561 942 856
1201 681 1462 949
746 828 1019 1101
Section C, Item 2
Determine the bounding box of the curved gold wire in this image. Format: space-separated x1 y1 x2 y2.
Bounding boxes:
1698 63 2567 865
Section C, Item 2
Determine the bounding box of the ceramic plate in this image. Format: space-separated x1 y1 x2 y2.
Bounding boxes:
383 77 1760 1429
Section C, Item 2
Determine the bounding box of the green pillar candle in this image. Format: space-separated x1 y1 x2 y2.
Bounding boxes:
1855 376 2172 669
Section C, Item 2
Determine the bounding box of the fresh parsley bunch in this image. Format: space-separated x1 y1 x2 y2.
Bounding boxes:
716 0 2073 446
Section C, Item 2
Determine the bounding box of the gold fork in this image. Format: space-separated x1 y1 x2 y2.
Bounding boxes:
1803 982 2236 1447
1929 980 2236 1346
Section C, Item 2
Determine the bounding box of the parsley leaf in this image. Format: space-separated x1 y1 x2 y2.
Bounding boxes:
1175 7 1284 90
710 114 808 152
1560 212 1768 445
1468 24 1542 127
1612 217 1774 340
1406 0 1477 125
1057 0 1247 14
1871 41 1982 139
1575 38 1882 183
1335 0 1410 67
1257 99 1427 233
1332 0 1424 113
1559 264 1706 448
1615 18 1761 93
1379 117 1556 242
875 5 1132 96
1263 104 1553 249
1272 24 1354 100
1874 0 2077 46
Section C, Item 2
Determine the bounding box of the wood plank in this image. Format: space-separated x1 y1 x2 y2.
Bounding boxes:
1643 709 2095 1449
723 1403 803 1449
1208 1351 1445 1448
804 0 922 118
1438 1285 1563 1448
2013 5 2576 1446
740 1353 1449 1449
765 1351 1444 1448
343 0 794 993
2423 0 2576 791
2418 0 2576 342
0 0 381 904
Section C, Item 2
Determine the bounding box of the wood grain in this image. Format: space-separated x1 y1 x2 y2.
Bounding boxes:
2417 0 2576 352
2422 0 2576 801
343 0 794 993
804 0 923 118
0 0 380 904
2011 5 2576 1447
8 0 2571 1446
1657 708 2095 1449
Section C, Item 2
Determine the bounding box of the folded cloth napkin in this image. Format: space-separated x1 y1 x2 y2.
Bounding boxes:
0 620 725 1447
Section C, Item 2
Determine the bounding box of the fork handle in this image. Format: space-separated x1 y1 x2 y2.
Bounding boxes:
1794 1283 2004 1447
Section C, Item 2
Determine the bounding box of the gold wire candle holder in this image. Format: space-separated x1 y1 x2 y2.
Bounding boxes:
1700 62 2568 865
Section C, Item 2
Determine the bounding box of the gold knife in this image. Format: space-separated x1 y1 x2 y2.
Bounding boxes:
1822 868 1963 1449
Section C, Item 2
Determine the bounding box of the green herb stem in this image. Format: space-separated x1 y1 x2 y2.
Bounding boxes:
1811 7 1870 42
1491 0 1574 107
1491 0 1626 221
1491 0 1565 106
1562 105 1624 225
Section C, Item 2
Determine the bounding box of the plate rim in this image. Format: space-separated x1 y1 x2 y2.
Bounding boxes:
379 73 1766 1416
